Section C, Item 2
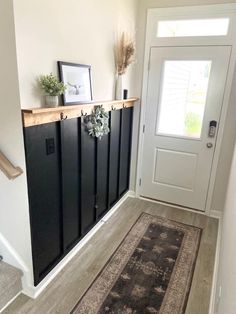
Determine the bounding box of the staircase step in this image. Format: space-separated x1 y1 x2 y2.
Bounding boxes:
0 262 23 311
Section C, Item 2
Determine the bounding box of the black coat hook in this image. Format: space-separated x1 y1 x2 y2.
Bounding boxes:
60 112 68 121
81 110 87 117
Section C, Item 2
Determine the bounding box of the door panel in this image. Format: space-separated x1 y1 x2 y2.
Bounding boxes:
24 123 62 284
109 110 121 206
154 149 197 190
60 119 80 251
80 117 96 234
96 135 109 218
119 107 133 196
141 46 231 210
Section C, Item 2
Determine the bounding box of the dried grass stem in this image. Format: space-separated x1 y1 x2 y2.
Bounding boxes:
114 32 135 75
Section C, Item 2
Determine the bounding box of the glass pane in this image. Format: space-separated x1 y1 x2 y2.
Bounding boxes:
157 61 211 138
157 18 229 37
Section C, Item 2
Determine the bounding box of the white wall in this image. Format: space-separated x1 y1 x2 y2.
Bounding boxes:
0 0 33 280
129 0 236 209
215 143 236 314
13 0 138 109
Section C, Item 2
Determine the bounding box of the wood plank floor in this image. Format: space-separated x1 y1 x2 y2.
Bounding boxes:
3 197 218 314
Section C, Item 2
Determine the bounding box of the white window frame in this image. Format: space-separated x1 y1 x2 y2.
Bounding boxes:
136 4 236 217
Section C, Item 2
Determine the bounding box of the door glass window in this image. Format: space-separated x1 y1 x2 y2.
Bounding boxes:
157 60 212 138
157 18 229 37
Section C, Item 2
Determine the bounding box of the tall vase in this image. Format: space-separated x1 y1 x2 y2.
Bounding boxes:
45 95 59 108
115 74 123 100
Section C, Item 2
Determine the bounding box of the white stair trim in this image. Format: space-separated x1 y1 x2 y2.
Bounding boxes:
0 232 32 294
0 233 28 272
0 291 21 313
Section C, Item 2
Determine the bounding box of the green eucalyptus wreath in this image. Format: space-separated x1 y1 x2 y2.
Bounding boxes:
85 106 110 139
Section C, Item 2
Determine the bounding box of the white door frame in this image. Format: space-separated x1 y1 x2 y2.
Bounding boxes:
135 4 236 215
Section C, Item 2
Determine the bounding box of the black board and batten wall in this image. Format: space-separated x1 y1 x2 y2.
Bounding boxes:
23 107 133 285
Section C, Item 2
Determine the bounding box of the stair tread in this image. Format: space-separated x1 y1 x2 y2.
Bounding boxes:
0 262 23 311
0 262 23 288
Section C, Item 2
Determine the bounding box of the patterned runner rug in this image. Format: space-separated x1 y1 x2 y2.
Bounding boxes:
71 213 201 314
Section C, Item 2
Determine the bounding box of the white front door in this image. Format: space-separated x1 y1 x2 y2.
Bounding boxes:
141 46 231 211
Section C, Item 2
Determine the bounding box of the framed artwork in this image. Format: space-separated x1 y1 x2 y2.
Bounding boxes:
58 61 92 105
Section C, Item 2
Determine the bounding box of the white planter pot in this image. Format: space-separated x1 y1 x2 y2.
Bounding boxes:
115 75 123 100
45 95 59 108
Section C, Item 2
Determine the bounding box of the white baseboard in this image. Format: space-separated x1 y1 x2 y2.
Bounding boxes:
101 191 134 223
23 191 132 299
138 196 223 220
127 190 136 198
139 196 207 215
209 214 222 314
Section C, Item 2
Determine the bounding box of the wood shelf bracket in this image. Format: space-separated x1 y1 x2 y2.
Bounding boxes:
0 151 23 180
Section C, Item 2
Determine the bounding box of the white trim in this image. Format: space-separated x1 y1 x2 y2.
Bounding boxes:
101 191 134 222
136 3 236 214
0 233 29 273
23 191 132 299
139 196 224 220
145 4 236 47
149 3 236 16
205 45 235 215
0 232 32 295
0 291 21 313
209 213 222 314
127 190 136 198
139 196 208 216
209 209 222 220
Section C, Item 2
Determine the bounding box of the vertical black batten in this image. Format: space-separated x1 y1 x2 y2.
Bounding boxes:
117 108 123 198
96 133 110 218
106 116 111 211
78 117 82 239
126 107 134 194
108 110 121 206
95 137 98 221
80 116 96 234
60 119 81 251
107 111 112 210
119 107 134 196
58 121 65 254
24 123 63 285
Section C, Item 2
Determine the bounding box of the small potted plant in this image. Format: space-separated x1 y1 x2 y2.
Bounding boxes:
39 73 67 107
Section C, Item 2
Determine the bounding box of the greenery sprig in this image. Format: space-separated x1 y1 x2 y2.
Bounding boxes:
39 73 67 96
85 106 110 139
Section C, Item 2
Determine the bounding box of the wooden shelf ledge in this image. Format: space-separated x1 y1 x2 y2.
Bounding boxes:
22 98 139 127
